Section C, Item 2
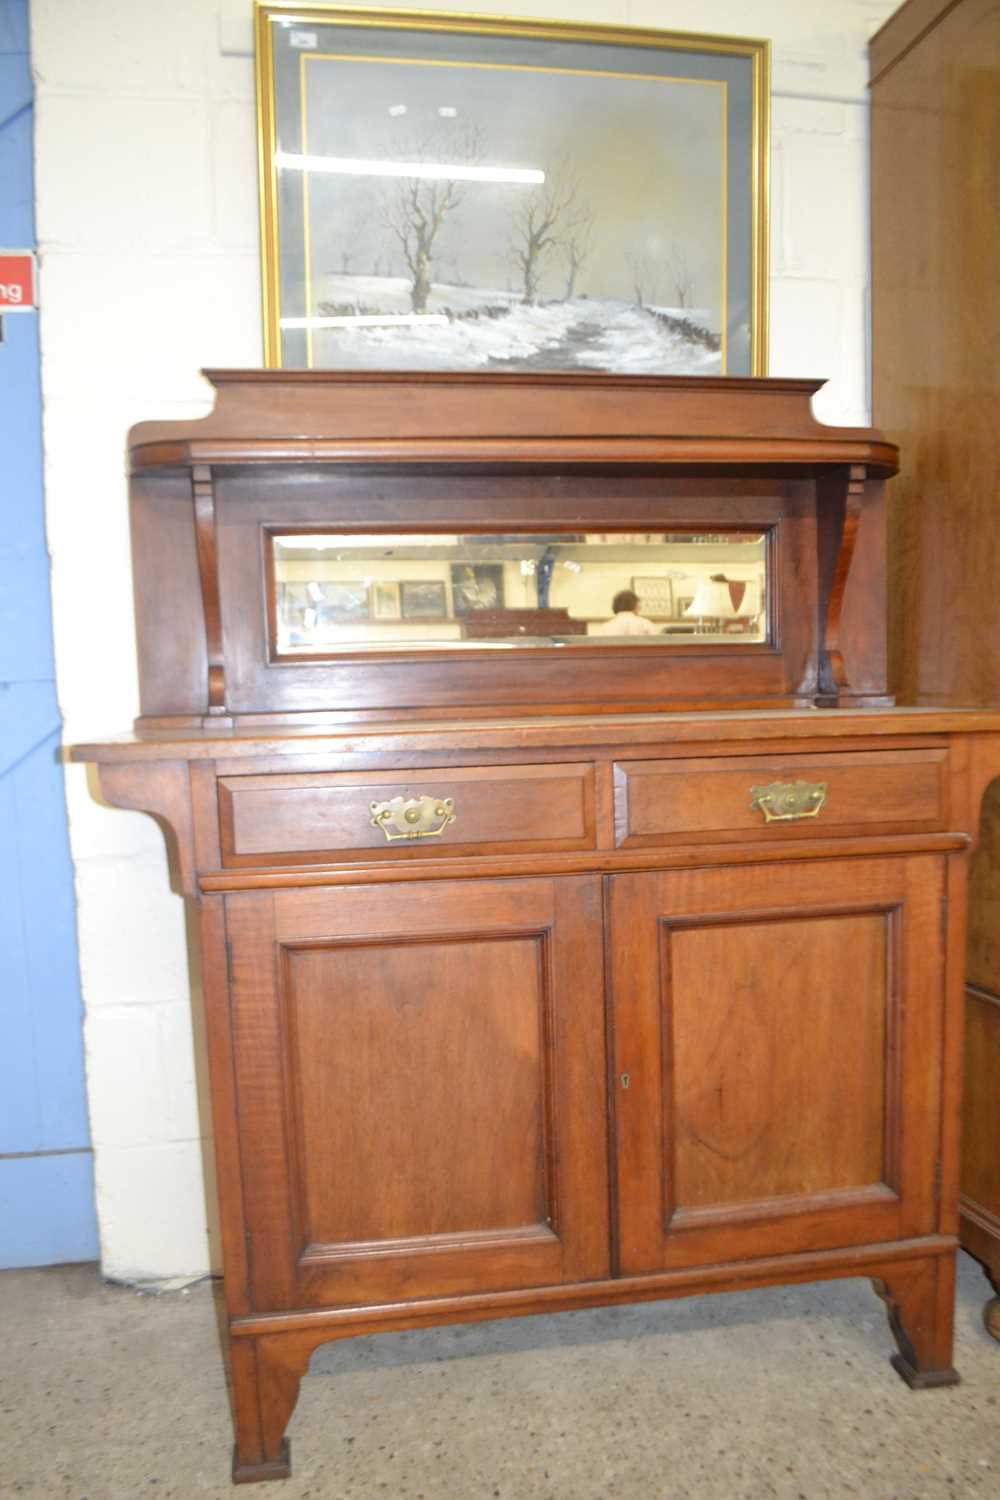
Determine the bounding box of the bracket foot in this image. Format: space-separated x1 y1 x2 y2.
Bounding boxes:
232 1438 291 1484
889 1354 960 1389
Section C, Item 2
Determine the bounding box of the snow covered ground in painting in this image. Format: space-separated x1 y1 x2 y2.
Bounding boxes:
305 276 721 374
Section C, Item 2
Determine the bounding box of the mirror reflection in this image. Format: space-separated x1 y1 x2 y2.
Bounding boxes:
271 532 768 654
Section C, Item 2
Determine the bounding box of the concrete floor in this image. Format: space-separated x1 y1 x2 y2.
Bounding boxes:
1 1254 997 1500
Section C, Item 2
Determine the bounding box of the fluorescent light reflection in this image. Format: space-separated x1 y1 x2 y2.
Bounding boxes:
280 314 449 330
276 151 544 185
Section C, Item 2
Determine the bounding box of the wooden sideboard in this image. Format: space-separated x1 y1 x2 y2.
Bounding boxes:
74 374 1000 1482
870 0 1000 1337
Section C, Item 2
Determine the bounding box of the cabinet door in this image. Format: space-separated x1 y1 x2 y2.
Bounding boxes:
225 875 609 1311
609 856 946 1274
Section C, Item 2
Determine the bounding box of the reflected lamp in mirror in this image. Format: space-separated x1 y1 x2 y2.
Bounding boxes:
684 575 761 635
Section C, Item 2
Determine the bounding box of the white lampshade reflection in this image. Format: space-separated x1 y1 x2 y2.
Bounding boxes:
685 578 739 620
684 577 761 620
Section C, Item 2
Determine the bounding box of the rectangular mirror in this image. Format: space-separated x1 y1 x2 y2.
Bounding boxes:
269 531 769 655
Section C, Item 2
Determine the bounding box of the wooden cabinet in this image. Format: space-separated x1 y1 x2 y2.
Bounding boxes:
222 850 953 1310
85 724 1000 1484
73 374 1000 1483
870 0 1000 1336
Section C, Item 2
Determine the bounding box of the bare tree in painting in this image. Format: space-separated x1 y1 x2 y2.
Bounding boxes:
626 250 656 308
669 245 696 308
560 202 595 300
510 173 577 306
381 128 482 314
320 182 378 291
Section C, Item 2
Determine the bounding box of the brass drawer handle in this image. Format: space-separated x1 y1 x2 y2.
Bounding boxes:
750 780 827 823
370 794 456 842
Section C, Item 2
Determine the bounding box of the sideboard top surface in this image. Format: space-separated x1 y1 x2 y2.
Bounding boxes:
72 706 1000 765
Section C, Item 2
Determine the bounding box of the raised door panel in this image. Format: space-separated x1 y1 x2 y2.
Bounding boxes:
225 876 609 1312
670 912 888 1209
610 856 945 1274
289 936 549 1245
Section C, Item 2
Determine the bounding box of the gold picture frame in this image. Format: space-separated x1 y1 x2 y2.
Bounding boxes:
255 4 769 374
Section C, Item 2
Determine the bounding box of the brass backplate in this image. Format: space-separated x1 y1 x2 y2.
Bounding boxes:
370 794 457 842
749 780 827 823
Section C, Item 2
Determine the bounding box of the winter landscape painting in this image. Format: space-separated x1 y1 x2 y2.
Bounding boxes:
257 10 769 375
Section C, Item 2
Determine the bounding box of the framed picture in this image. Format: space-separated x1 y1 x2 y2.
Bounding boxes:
372 580 402 619
276 582 310 639
675 594 695 618
632 576 675 618
277 580 370 624
255 6 769 375
450 563 504 615
318 580 371 621
400 579 448 619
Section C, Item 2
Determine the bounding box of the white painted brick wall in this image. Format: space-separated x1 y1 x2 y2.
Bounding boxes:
31 0 898 1281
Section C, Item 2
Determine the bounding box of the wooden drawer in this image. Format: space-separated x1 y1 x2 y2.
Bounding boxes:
614 748 948 847
219 762 596 866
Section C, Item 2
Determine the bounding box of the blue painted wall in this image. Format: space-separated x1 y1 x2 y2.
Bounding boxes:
0 0 98 1266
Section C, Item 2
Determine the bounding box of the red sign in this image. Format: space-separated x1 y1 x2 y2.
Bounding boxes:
0 252 36 312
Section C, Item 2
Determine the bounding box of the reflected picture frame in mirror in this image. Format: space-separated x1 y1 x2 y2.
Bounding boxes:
632 576 676 618
401 580 448 620
450 564 505 616
372 580 401 620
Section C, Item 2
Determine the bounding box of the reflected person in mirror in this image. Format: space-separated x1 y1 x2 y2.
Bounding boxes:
591 589 661 636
